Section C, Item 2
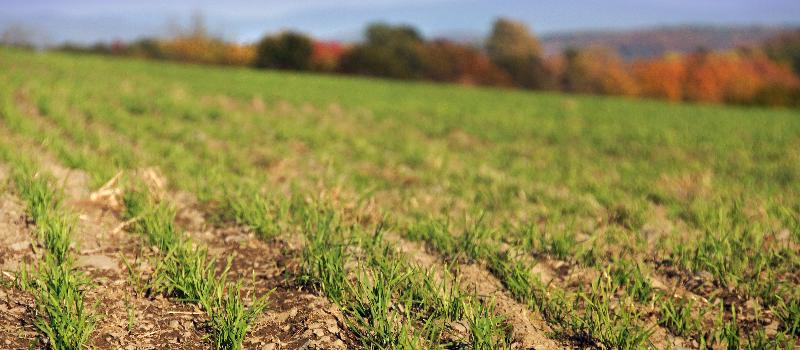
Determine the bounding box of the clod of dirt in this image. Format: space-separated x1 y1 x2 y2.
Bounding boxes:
8 241 30 252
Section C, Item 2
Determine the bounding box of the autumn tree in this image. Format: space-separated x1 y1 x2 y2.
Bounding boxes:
158 12 239 65
254 31 314 70
421 40 511 86
222 43 256 66
311 41 346 72
725 49 799 105
681 51 759 103
647 49 800 105
560 47 639 96
486 18 555 89
633 54 686 101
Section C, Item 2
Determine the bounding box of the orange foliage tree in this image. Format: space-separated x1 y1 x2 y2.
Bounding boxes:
633 54 686 101
157 12 255 66
682 50 799 104
560 47 639 96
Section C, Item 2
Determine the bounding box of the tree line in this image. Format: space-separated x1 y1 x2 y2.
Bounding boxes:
50 17 800 107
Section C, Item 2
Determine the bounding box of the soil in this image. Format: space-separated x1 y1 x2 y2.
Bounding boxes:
176 200 358 349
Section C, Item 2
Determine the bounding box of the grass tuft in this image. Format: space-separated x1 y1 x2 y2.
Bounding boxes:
11 165 96 349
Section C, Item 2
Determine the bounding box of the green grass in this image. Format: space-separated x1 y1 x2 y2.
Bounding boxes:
23 261 96 350
122 186 268 350
203 281 269 350
216 185 286 240
657 297 704 338
1 47 799 347
465 300 511 350
773 298 800 337
610 259 654 303
3 156 96 350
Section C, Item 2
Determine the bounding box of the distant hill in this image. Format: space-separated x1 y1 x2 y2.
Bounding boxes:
540 25 799 59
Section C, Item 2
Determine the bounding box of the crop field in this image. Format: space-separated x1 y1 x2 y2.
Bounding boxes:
0 47 799 349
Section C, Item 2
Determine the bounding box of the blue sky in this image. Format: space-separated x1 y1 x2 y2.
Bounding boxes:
1 0 799 44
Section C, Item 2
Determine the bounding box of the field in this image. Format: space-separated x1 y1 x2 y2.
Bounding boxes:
0 47 799 349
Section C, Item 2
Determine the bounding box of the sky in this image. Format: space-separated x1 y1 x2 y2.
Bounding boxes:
1 0 799 45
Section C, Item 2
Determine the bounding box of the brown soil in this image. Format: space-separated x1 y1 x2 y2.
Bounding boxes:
0 165 41 349
176 202 358 350
0 124 213 349
0 286 38 350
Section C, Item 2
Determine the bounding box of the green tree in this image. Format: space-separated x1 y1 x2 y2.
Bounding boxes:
764 30 800 75
127 38 165 59
339 23 425 79
254 31 314 70
486 18 554 89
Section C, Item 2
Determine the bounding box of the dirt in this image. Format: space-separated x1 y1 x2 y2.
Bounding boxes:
80 225 212 350
650 258 779 338
0 125 215 348
177 206 358 350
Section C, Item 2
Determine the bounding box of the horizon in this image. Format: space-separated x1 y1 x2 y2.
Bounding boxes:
1 0 799 45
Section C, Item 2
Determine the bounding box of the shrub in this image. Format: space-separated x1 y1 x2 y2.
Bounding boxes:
254 31 314 71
